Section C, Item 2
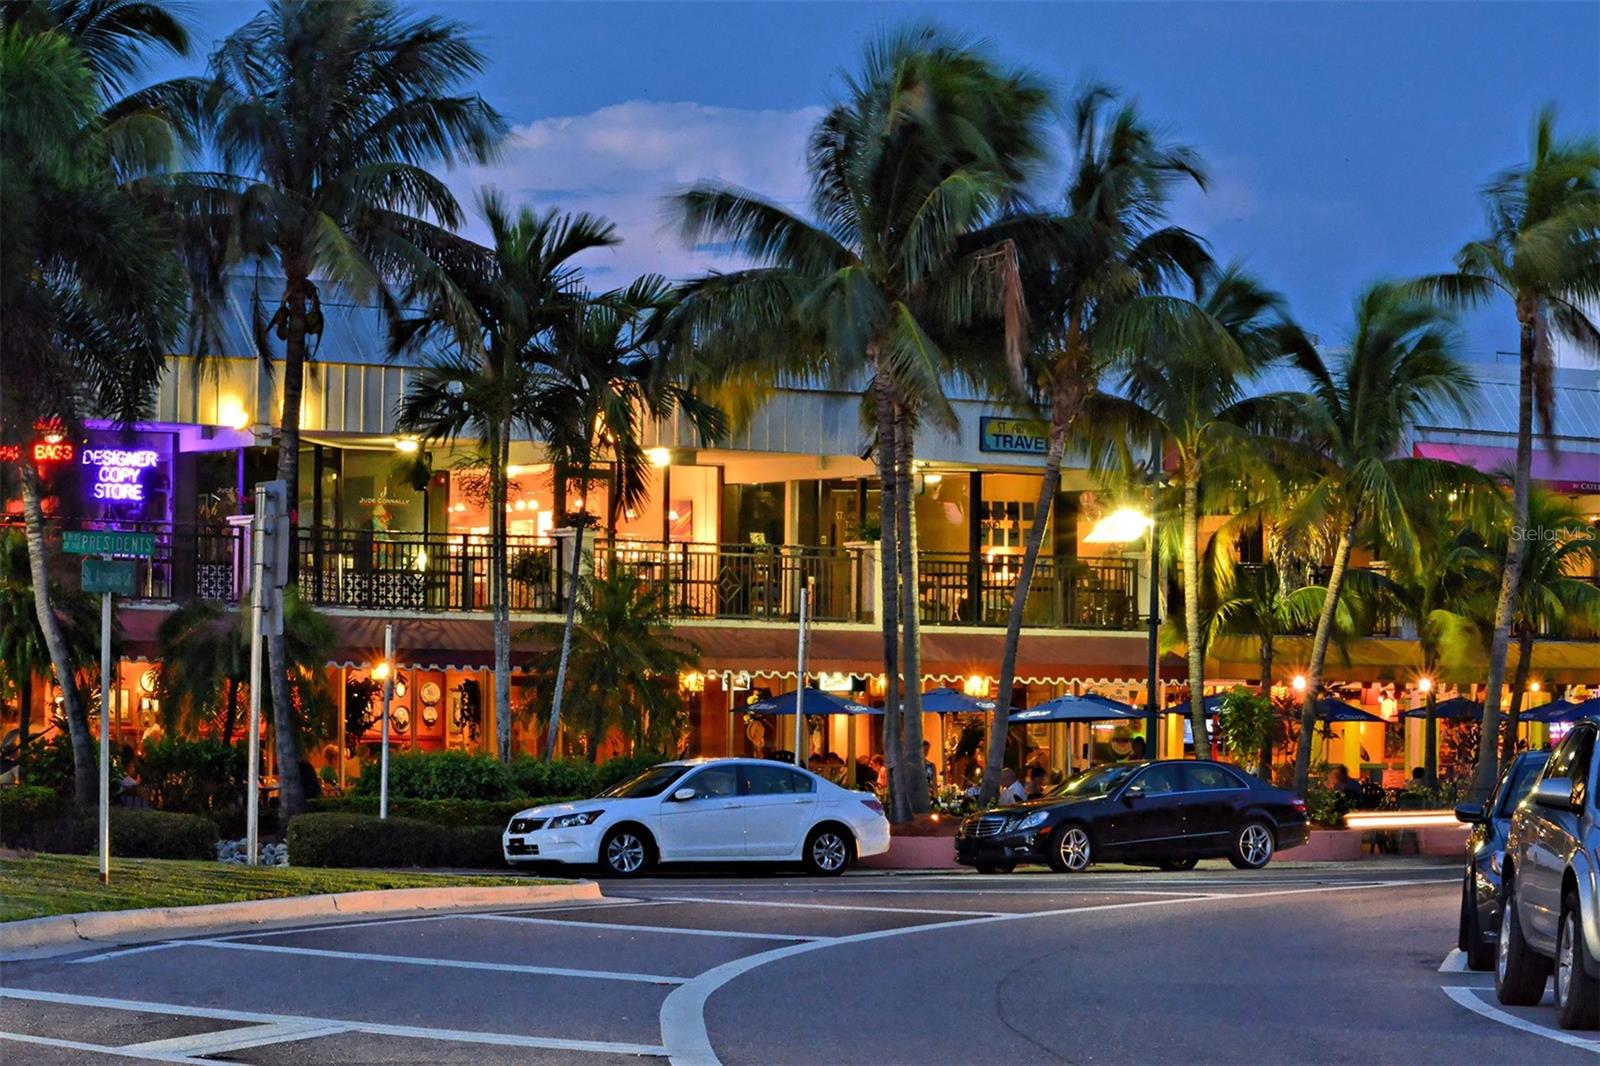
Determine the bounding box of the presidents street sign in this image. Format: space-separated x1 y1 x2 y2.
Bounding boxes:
81 557 137 596
978 416 1049 455
62 530 156 557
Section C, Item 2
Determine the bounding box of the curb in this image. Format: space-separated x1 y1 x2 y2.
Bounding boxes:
0 881 601 960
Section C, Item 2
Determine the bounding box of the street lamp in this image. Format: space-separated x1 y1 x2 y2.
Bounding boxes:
1080 503 1159 753
1417 677 1433 694
1292 674 1307 694
375 627 394 820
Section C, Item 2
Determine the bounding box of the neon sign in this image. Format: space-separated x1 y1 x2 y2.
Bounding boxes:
33 442 75 463
81 447 159 502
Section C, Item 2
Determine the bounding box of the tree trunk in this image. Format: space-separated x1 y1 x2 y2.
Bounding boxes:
19 463 95 805
270 275 312 819
547 487 586 761
1501 628 1534 766
18 674 32 781
981 432 1064 803
893 401 929 816
1473 305 1537 800
491 425 512 763
1293 520 1355 796
1257 632 1274 778
873 376 905 822
223 677 237 747
1182 456 1208 758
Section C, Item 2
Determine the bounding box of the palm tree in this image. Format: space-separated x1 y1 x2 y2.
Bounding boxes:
1101 267 1300 764
1282 284 1476 795
524 569 700 761
154 600 247 743
1414 108 1600 798
1 7 189 803
672 26 1048 821
396 194 618 763
978 85 1211 802
203 0 504 813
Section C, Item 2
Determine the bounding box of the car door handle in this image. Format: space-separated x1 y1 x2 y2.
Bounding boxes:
791 798 810 804
718 802 742 810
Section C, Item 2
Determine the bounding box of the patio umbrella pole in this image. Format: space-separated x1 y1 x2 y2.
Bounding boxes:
792 587 809 761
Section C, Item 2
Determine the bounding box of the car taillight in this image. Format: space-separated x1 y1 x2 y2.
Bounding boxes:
1292 798 1307 813
861 799 884 814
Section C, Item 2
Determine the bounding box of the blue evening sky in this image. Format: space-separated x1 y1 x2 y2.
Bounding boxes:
157 1 1600 358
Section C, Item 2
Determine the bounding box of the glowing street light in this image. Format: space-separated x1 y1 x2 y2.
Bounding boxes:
1084 507 1154 544
1291 674 1308 694
646 447 672 468
1417 677 1433 694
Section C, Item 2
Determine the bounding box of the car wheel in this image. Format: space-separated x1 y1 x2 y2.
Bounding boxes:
1495 879 1552 1006
1228 821 1274 870
1461 879 1495 972
803 826 851 876
1555 891 1600 1030
975 863 1014 875
1158 858 1199 872
599 827 651 878
1047 824 1092 873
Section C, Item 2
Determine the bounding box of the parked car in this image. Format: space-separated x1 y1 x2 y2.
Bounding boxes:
954 760 1308 874
1499 718 1600 1030
502 757 890 877
1455 751 1551 970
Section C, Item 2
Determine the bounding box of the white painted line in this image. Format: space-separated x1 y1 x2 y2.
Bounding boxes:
71 941 190 965
0 986 666 1057
122 1020 350 1056
186 938 685 985
1438 948 1468 973
659 878 1456 1066
1441 986 1599 1053
461 913 823 941
0 1030 209 1063
737 887 1212 898
646 895 1000 917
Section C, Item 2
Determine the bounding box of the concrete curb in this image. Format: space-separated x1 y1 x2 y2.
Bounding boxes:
0 881 601 960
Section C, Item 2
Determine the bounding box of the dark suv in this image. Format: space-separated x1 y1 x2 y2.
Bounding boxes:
1499 718 1600 1030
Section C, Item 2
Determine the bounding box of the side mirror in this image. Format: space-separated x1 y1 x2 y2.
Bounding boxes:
1531 777 1577 812
1123 784 1145 804
1453 802 1485 824
671 787 697 802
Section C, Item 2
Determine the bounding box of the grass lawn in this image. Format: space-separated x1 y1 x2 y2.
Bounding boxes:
0 853 543 923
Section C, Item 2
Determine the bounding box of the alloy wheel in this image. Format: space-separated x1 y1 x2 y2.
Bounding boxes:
1558 913 1575 1008
1058 827 1091 872
606 833 645 874
1239 824 1273 867
812 832 848 873
1497 905 1511 982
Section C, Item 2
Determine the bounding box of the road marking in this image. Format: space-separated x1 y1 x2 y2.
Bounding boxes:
185 938 686 985
1438 948 1468 973
658 879 1453 1066
122 1020 351 1056
0 986 667 1057
0 1030 209 1063
644 895 1000 917
707 887 1215 898
1441 987 1599 1053
461 913 823 941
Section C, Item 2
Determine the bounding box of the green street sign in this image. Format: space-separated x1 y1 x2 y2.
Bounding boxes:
62 530 155 557
81 557 136 596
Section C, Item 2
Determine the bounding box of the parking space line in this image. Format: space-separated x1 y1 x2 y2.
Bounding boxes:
713 887 1215 898
460 913 824 941
645 895 1001 917
1440 986 1599 1054
0 987 668 1057
186 938 686 985
0 1030 209 1063
1438 948 1468 973
122 1020 351 1056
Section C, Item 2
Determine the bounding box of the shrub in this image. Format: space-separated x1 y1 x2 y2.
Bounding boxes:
287 812 504 868
509 757 601 799
18 735 121 798
139 738 247 815
307 795 581 828
352 750 514 801
0 785 62 835
1 803 217 859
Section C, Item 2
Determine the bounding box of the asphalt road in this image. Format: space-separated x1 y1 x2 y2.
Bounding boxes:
0 860 1591 1065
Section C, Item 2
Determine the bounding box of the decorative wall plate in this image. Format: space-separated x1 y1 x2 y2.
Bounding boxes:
391 706 410 733
421 705 438 727
420 681 441 706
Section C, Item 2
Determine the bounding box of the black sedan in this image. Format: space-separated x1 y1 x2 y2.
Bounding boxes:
955 760 1309 874
1454 750 1550 970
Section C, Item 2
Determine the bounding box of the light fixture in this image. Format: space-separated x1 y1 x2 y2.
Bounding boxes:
668 509 680 521
506 464 525 477
514 500 527 511
923 472 943 486
625 508 637 520
218 397 250 431
1531 681 1542 693
572 496 585 511
963 675 989 698
372 662 391 682
451 502 466 513
679 670 705 693
414 549 428 572
1292 674 1308 693
1417 677 1433 694
394 438 420 454
646 447 671 468
1084 507 1154 544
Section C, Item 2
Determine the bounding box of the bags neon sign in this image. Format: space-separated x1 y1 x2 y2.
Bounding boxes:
82 447 159 502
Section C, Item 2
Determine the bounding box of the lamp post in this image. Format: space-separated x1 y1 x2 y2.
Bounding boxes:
374 629 393 820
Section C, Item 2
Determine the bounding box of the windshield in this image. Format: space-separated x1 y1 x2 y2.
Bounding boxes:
1053 764 1140 798
598 764 688 799
1495 755 1550 817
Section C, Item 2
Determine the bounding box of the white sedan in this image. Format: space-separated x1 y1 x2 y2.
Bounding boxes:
502 757 891 876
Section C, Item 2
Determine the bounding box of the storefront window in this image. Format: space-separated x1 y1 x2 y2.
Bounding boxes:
915 475 969 553
980 473 1050 556
341 449 426 534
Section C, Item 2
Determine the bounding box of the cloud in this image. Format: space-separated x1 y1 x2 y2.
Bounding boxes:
448 100 826 283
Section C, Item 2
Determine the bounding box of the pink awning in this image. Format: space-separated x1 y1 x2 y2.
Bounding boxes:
1414 441 1600 493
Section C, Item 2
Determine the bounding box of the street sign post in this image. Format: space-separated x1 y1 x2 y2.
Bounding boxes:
63 530 156 557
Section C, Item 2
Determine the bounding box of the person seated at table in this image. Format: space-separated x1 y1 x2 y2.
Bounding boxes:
1025 765 1048 800
998 767 1027 805
855 755 876 790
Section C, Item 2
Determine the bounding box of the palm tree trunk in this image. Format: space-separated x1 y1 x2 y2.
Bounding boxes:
1501 628 1534 766
873 376 906 822
893 401 928 816
18 674 32 781
1182 457 1208 758
19 464 95 805
270 276 312 818
223 677 237 747
547 475 586 761
1473 306 1536 800
1257 632 1274 777
1293 520 1355 796
981 431 1064 803
491 425 512 763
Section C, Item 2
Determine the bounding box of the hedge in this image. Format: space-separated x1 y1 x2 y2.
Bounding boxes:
351 751 515 801
308 795 582 828
0 799 218 860
287 813 504 869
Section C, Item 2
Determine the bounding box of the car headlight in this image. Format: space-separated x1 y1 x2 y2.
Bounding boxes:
1012 810 1048 832
549 811 602 829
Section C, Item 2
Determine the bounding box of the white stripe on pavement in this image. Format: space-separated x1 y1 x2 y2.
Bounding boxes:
0 986 667 1057
0 1031 209 1063
1441 986 1598 1054
1438 948 1468 973
644 895 1000 916
186 938 685 985
121 1020 350 1056
461 913 823 941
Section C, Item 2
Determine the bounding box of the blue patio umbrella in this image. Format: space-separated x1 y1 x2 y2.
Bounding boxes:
1163 694 1228 717
1401 696 1483 721
745 688 882 717
1312 698 1387 724
1010 694 1143 723
1524 697 1600 724
919 687 995 713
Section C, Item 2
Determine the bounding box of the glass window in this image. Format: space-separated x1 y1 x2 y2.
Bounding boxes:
1055 764 1138 798
600 764 688 798
680 765 739 799
1183 764 1246 791
742 764 815 796
1132 764 1183 794
1495 754 1550 816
